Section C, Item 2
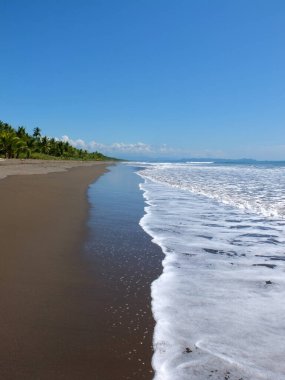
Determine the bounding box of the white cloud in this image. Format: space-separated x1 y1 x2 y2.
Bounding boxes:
88 140 105 150
56 135 229 159
58 136 155 155
110 142 152 153
57 135 285 160
61 135 86 149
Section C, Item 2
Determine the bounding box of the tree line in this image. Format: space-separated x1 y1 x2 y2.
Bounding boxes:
0 120 114 160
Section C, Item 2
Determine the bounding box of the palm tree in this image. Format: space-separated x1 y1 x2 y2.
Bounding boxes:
33 127 41 139
16 126 28 139
0 131 21 158
0 120 109 161
15 139 30 158
0 121 14 133
57 141 64 156
40 136 50 154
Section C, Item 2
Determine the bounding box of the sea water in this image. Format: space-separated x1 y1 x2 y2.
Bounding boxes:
136 161 285 380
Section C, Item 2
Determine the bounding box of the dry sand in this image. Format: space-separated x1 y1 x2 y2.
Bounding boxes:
0 158 108 180
0 160 114 379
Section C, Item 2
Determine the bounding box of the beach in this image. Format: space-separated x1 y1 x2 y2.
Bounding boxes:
0 160 162 379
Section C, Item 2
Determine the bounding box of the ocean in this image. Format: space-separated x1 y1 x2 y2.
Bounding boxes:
135 161 285 380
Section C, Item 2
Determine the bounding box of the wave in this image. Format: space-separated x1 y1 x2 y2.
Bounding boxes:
185 161 214 164
138 162 285 379
139 163 285 219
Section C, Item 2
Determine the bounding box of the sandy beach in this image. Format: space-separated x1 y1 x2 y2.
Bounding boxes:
0 160 110 379
0 160 162 380
0 158 109 179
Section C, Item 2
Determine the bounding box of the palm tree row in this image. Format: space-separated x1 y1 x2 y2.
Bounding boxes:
0 120 112 160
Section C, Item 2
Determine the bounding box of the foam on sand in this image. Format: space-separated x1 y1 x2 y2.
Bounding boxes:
138 162 285 380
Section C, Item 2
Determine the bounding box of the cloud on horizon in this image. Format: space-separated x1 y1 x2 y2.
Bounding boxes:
57 135 285 161
59 135 183 158
58 135 237 159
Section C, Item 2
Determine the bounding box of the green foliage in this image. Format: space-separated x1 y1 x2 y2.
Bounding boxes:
0 120 116 161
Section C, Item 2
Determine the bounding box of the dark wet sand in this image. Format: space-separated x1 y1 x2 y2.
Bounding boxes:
85 164 164 379
0 162 163 379
0 163 109 379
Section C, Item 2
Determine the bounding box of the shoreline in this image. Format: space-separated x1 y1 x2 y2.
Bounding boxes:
85 164 164 379
0 162 110 379
0 161 162 379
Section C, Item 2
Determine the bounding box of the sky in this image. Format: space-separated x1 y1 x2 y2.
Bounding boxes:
0 0 284 160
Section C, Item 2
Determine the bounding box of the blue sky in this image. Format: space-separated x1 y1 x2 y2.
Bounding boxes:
1 0 284 160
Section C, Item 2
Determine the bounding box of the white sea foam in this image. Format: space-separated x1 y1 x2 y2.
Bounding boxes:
140 163 285 219
186 161 214 164
138 162 285 380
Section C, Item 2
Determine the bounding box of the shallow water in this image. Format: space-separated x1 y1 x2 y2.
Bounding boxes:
137 162 285 380
86 164 163 379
